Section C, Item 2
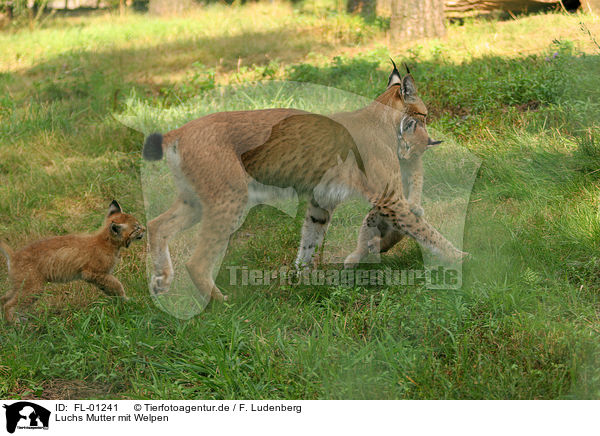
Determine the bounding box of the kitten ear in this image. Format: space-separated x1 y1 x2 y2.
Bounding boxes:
401 75 418 103
107 200 122 217
110 222 122 235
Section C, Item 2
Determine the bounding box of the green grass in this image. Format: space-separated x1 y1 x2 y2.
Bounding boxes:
1 3 600 399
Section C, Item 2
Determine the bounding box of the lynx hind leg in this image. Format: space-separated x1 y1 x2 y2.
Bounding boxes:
185 192 249 303
295 199 332 270
147 197 201 295
375 195 467 261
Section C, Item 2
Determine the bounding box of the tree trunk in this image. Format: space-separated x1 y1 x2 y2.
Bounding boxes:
347 0 376 16
390 0 445 44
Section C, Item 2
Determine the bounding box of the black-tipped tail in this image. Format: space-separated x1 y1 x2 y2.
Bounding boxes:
143 133 164 161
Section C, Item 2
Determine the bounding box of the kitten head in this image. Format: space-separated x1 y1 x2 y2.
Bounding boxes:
397 116 442 160
105 200 146 248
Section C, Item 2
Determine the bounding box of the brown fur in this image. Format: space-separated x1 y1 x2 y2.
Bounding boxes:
0 201 145 323
344 115 442 266
144 68 466 302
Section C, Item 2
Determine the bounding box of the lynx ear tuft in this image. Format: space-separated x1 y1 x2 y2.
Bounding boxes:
108 200 122 217
387 58 402 88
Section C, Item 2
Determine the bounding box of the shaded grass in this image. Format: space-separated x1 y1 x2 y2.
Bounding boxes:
1 5 600 399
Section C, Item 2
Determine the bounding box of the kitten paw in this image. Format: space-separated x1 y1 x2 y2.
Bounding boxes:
410 204 424 217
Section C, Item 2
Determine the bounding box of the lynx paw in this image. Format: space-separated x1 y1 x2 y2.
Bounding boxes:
446 249 470 262
150 274 171 295
344 252 363 269
211 288 228 302
410 204 424 217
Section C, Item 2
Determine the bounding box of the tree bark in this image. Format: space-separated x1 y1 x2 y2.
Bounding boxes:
390 0 446 44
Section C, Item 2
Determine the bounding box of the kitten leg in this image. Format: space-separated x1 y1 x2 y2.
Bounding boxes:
345 207 408 268
295 199 332 270
83 271 128 300
2 276 44 324
378 228 406 253
147 197 201 295
2 291 18 323
344 208 381 268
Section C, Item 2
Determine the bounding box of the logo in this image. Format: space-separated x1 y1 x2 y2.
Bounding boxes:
2 402 50 434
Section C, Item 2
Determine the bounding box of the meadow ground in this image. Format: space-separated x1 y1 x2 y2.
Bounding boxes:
1 3 600 399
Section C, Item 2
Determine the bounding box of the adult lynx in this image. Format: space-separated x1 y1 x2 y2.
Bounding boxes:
143 63 466 302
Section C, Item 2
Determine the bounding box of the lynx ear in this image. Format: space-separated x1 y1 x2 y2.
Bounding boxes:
107 200 122 217
110 222 122 235
401 75 418 103
387 58 402 88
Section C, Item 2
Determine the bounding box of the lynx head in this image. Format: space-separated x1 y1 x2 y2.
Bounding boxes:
397 115 442 160
377 60 428 124
105 200 146 248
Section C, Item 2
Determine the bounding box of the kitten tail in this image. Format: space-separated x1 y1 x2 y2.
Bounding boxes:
0 240 13 270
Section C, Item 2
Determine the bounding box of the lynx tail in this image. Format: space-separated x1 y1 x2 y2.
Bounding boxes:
143 133 164 161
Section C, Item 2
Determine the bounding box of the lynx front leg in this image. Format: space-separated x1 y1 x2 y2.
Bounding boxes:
295 199 332 270
401 158 425 217
83 271 129 300
376 196 467 261
148 197 201 295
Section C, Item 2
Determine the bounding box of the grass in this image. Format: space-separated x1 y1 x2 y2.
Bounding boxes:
1 3 600 399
